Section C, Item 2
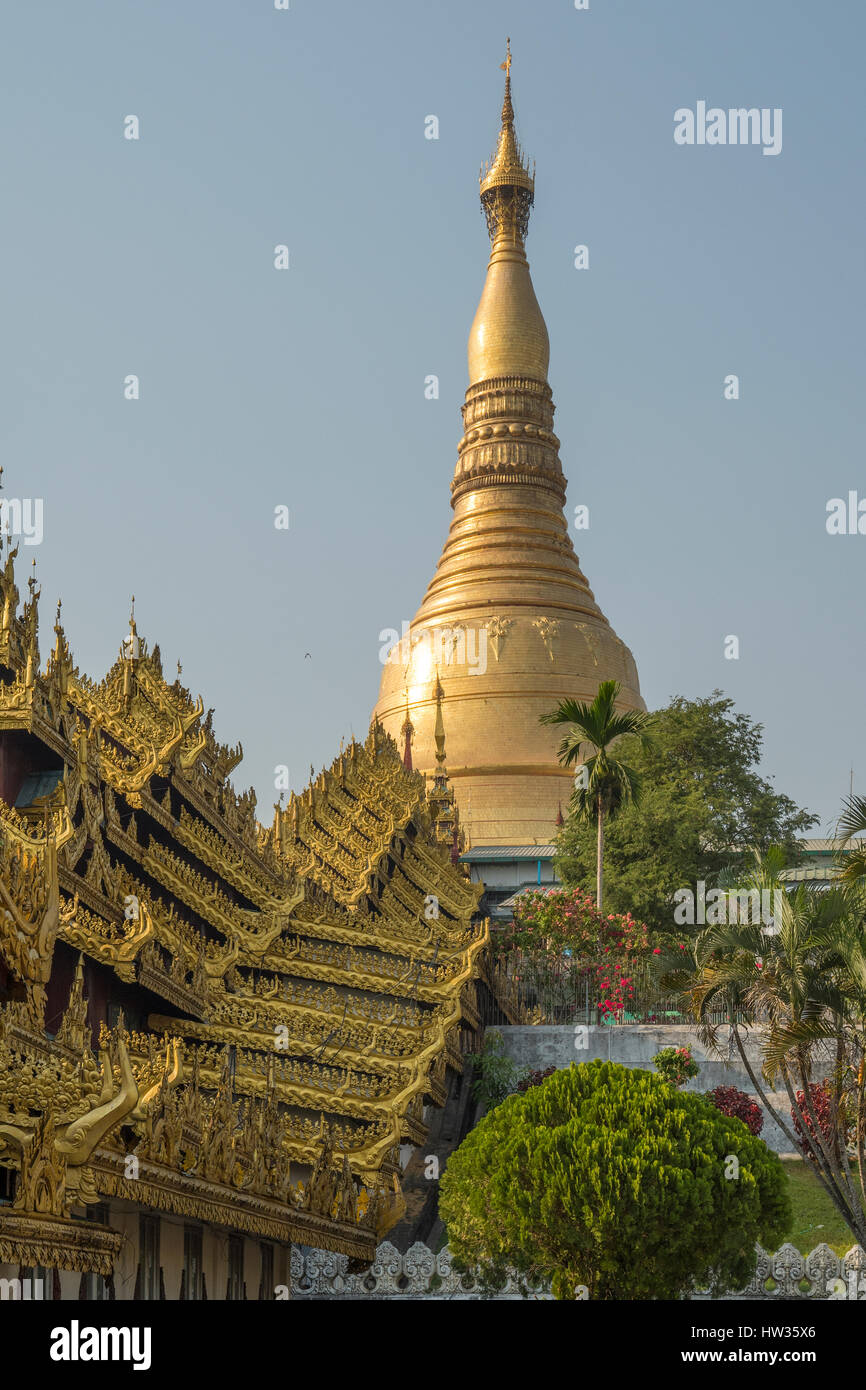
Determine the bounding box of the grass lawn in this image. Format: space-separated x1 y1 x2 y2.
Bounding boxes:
783 1158 858 1255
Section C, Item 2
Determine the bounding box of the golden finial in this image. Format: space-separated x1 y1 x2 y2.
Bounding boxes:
54 598 66 669
499 37 513 123
480 39 534 214
122 594 141 664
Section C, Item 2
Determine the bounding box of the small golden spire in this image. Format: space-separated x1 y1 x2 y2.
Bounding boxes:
51 598 70 694
433 673 446 767
468 41 548 385
401 689 415 772
121 596 141 663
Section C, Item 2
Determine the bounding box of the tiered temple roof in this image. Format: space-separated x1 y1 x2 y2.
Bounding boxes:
0 546 486 1274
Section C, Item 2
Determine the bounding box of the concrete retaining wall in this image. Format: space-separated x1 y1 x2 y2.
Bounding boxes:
495 1025 827 1154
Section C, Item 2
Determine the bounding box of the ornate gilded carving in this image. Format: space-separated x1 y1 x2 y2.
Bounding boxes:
0 801 72 1024
0 544 487 1269
484 615 514 662
533 616 560 663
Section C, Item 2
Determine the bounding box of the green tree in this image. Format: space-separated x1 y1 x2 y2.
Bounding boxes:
663 845 866 1247
540 679 652 910
554 691 815 937
439 1059 791 1300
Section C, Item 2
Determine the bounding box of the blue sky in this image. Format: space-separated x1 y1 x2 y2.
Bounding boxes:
2 0 863 833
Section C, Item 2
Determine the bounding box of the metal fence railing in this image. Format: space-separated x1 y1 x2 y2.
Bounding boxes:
482 952 748 1029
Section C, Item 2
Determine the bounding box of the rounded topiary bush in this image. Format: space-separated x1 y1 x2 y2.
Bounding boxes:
439 1059 791 1300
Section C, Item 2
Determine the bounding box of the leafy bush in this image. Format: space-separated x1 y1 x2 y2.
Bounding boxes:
440 1060 790 1300
652 1045 700 1088
706 1085 763 1137
469 1031 526 1110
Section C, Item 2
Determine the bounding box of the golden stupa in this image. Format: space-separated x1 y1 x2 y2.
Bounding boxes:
372 44 644 847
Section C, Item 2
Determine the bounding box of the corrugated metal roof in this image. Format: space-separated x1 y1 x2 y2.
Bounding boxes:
500 885 562 908
799 839 866 853
459 845 556 862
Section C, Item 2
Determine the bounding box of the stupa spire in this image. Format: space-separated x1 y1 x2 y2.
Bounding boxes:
479 38 535 230
372 50 644 848
469 42 547 387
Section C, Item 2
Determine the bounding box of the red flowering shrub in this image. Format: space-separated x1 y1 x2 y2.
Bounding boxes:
652 1045 700 1088
516 1065 557 1092
706 1085 763 1137
791 1081 852 1160
494 889 653 1020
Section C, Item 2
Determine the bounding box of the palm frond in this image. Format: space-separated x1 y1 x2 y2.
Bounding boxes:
836 795 866 846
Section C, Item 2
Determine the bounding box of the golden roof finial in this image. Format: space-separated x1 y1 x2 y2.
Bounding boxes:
121 594 141 663
53 598 66 666
500 37 513 121
480 39 534 208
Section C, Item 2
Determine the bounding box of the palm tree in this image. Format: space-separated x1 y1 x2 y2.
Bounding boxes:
663 846 866 1246
835 795 866 885
540 679 652 910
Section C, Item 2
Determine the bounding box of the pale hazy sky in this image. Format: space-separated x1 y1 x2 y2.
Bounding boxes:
3 0 863 832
